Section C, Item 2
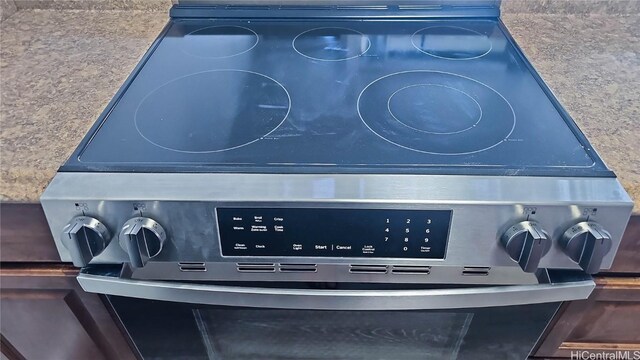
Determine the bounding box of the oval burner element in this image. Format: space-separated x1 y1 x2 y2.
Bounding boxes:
293 27 371 61
411 26 492 60
182 25 258 59
135 70 290 153
358 71 515 155
388 84 482 135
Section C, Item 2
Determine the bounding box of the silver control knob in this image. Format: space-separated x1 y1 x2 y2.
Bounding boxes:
119 217 166 268
62 216 111 267
501 221 551 273
561 221 612 274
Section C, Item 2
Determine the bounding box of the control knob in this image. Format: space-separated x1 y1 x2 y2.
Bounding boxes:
561 221 612 274
61 216 111 267
119 217 166 268
501 221 551 273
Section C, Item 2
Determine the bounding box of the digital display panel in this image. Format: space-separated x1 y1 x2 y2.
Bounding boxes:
218 208 451 259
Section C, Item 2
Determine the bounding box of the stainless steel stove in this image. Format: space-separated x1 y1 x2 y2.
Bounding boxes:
40 1 633 359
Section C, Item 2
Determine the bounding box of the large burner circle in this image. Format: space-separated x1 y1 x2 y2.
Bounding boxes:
358 70 515 155
135 70 290 153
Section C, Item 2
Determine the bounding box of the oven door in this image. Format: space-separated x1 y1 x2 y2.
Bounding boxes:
79 267 594 360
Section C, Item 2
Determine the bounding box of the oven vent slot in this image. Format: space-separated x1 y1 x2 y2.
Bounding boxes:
279 263 318 273
236 263 276 273
462 267 491 276
391 265 431 275
349 265 388 274
178 262 206 272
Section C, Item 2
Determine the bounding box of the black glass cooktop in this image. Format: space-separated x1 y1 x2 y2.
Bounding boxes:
62 18 611 177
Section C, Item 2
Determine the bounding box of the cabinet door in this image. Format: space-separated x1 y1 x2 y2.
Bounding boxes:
0 265 137 360
533 277 640 358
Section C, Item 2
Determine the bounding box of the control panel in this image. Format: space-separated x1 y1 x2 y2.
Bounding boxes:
218 208 452 258
41 173 632 284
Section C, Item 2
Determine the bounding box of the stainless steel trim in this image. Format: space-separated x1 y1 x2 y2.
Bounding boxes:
41 173 632 205
136 262 540 285
41 173 632 275
77 272 594 310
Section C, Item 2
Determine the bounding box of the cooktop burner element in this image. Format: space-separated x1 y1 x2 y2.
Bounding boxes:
134 70 290 153
387 84 482 135
293 27 371 61
182 25 259 59
412 26 492 60
359 71 514 155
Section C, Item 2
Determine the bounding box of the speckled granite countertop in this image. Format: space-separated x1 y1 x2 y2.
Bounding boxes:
1 9 639 212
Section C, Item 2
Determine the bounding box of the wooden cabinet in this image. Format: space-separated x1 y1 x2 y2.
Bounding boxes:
0 203 59 262
0 264 137 360
604 216 640 274
533 277 640 358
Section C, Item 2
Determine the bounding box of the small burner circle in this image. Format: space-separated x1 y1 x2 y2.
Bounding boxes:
387 84 482 135
411 26 492 60
182 25 259 59
134 70 290 153
358 70 516 155
293 27 371 61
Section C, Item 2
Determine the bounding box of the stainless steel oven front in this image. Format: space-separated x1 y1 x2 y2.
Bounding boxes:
82 266 592 360
41 172 632 360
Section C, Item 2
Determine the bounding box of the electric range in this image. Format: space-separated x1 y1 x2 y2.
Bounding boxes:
41 1 632 289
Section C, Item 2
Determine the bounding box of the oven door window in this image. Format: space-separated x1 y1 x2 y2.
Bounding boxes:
108 296 559 360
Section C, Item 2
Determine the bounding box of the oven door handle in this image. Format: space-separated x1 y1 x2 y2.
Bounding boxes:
77 271 594 310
